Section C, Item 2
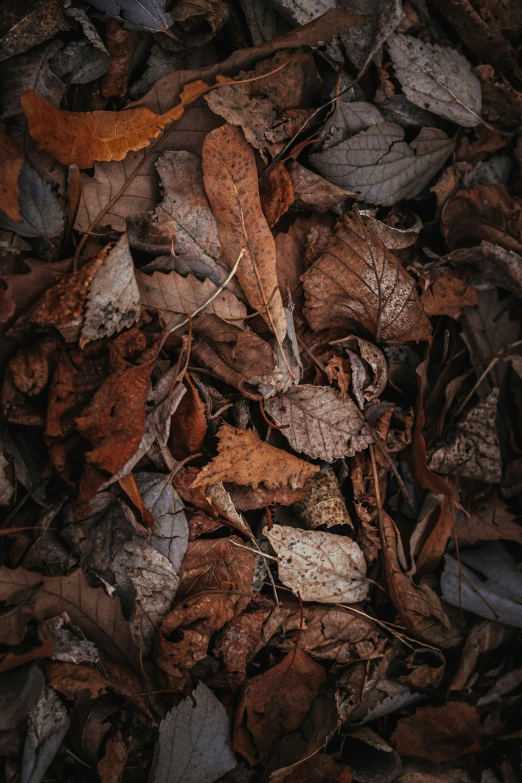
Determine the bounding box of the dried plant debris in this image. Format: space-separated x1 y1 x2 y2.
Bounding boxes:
1 2 522 782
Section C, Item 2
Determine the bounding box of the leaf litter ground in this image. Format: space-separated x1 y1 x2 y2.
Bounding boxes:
1 2 522 783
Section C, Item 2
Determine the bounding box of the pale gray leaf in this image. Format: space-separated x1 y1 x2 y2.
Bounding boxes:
136 472 189 572
264 384 372 461
264 524 369 603
312 122 454 206
80 234 140 347
323 100 386 148
428 388 502 483
0 164 63 239
388 33 482 127
379 94 435 130
442 545 522 629
88 0 171 33
150 681 236 783
462 156 513 189
20 687 69 783
50 7 110 84
0 40 65 119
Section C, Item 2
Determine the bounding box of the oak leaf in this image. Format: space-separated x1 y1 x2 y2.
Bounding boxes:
0 123 23 221
264 384 372 461
264 524 369 604
202 123 287 342
191 423 319 491
392 703 482 763
302 211 432 344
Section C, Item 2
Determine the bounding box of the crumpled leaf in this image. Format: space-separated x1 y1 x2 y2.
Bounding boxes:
20 686 69 783
442 543 522 629
335 335 388 407
292 466 352 529
264 384 372 461
150 681 237 783
49 7 110 85
442 184 522 254
204 51 321 159
302 211 432 343
192 422 319 491
360 210 422 250
312 123 454 206
202 123 287 343
169 374 208 460
101 18 141 99
421 274 478 319
170 0 230 50
379 510 462 648
442 241 522 299
391 703 482 763
233 649 325 765
0 566 141 669
387 33 482 127
0 0 70 62
429 389 502 483
0 123 23 221
0 164 63 239
137 269 246 333
264 523 369 603
87 0 172 34
135 472 189 571
214 594 274 686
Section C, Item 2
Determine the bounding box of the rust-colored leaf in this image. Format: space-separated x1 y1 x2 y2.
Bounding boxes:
0 123 24 222
392 703 483 763
169 374 207 461
259 162 295 228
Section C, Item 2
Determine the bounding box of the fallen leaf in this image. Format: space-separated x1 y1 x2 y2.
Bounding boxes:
0 124 24 222
150 681 237 783
334 335 388 406
0 0 70 62
264 384 372 461
387 33 482 127
302 211 432 343
421 274 478 319
0 453 14 506
214 593 274 686
442 184 522 254
273 754 353 783
20 686 69 783
135 472 189 571
234 649 326 765
49 7 110 86
0 39 65 119
177 536 256 598
392 703 482 762
227 482 311 511
202 123 287 342
450 619 511 691
264 524 369 603
378 510 462 648
454 495 522 545
191 422 319 491
292 467 352 529
169 374 208 460
442 241 522 298
429 389 502 483
84 0 173 35
100 19 140 99
259 162 295 228
204 51 321 158
0 566 141 669
97 730 132 783
170 0 230 50
137 269 246 333
288 161 353 213
312 124 454 206
44 660 110 701
0 164 63 239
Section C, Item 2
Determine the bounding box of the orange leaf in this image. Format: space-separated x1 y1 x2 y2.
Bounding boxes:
0 123 24 222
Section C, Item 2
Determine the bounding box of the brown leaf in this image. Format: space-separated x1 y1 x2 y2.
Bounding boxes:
259 162 295 228
442 184 522 254
191 422 319 491
379 510 462 648
288 161 353 213
228 482 310 511
137 269 246 333
100 20 141 99
0 123 24 222
454 494 522 545
191 312 275 395
276 755 354 783
202 123 287 342
176 536 256 598
292 467 352 529
233 649 326 765
414 494 456 576
44 661 111 701
302 211 432 344
173 466 219 518
0 566 141 670
391 703 482 763
214 593 274 686
169 374 207 461
421 274 478 319
0 0 70 62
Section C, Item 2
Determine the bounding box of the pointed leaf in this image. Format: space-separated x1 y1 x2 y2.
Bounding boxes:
0 123 24 221
0 164 63 239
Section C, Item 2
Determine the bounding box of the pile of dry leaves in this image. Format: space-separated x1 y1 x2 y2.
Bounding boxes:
1 1 522 781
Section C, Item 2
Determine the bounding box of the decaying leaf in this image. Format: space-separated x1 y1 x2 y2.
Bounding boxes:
264 524 369 604
392 703 482 762
442 184 522 254
302 212 432 343
387 34 482 127
150 681 237 783
0 0 70 62
288 161 353 213
20 686 70 783
265 384 372 461
0 164 63 239
312 124 454 206
0 123 24 222
292 467 352 529
192 423 319 491
454 494 522 546
421 274 478 319
202 123 287 343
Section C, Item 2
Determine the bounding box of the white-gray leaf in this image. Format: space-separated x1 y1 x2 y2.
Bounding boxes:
150 681 237 783
80 233 141 347
323 100 386 148
312 122 454 206
388 33 482 127
136 472 189 572
0 164 63 239
21 687 69 783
